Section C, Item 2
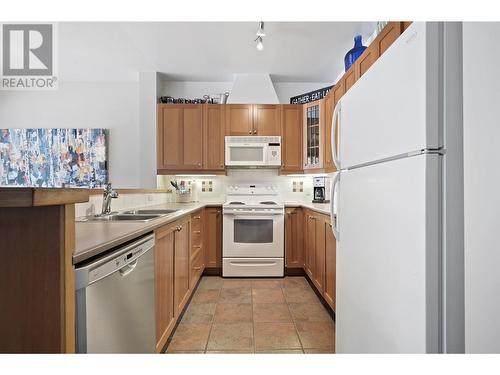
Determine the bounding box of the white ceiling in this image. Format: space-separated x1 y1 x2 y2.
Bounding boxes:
58 22 377 83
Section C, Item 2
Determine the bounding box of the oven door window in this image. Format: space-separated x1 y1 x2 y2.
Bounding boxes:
229 146 264 162
233 219 273 243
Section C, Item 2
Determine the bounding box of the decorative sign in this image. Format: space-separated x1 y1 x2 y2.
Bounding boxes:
290 85 333 104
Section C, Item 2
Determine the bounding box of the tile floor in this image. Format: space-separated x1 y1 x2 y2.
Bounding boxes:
165 276 335 354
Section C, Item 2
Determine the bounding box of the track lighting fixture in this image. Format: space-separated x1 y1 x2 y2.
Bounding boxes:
255 21 265 51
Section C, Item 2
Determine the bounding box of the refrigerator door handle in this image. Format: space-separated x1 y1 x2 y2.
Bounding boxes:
330 172 340 240
331 100 341 170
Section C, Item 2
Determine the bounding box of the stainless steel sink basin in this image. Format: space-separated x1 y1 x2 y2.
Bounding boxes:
120 209 179 215
77 213 165 223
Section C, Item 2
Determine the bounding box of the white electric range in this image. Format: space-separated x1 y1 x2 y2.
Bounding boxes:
222 184 284 277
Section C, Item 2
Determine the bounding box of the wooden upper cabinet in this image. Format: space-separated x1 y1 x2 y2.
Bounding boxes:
281 105 303 173
376 21 403 56
154 223 176 352
182 106 204 169
157 104 203 171
226 105 253 135
253 105 281 136
157 105 182 169
204 105 225 170
355 41 379 80
303 99 325 170
402 21 412 32
344 65 356 92
324 219 336 310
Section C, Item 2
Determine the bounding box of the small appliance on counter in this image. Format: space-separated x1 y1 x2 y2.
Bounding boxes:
312 176 330 203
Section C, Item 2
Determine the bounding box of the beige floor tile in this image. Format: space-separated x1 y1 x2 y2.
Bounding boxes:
191 289 220 304
254 322 301 350
282 286 319 303
256 349 304 354
288 302 332 322
214 303 253 323
167 323 211 351
252 288 285 304
219 287 252 303
165 350 205 354
252 279 284 289
296 321 335 350
198 276 224 290
207 323 254 351
253 303 292 323
282 277 310 289
181 303 216 324
222 278 253 289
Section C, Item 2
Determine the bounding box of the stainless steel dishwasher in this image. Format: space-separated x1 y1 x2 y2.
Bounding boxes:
75 234 155 353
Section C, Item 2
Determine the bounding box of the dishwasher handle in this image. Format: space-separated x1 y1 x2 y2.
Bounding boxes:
119 260 138 277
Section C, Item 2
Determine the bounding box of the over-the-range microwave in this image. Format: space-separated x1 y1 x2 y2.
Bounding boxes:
225 136 281 167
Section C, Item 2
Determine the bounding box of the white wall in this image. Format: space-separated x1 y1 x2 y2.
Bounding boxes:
159 80 332 104
0 82 141 188
463 22 500 353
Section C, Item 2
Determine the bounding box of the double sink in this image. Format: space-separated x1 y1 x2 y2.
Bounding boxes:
77 209 180 223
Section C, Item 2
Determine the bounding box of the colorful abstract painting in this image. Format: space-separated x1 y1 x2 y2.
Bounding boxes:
0 128 107 188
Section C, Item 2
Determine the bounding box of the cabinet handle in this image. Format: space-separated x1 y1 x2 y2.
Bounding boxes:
194 216 201 219
193 245 201 248
194 266 202 271
308 216 315 220
217 210 221 213
175 226 182 232
253 129 257 134
198 163 202 167
193 230 201 234
248 130 252 134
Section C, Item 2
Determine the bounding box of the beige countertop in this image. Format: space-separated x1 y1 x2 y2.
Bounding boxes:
74 200 332 264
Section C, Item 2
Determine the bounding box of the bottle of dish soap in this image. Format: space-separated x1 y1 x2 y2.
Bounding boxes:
344 35 367 72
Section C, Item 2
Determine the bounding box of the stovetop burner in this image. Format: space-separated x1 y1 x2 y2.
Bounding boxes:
229 201 245 205
260 201 277 205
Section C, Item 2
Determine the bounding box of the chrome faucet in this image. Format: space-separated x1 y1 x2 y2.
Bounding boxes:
101 183 119 215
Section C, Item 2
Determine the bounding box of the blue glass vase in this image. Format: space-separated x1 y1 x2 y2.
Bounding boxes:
344 35 367 72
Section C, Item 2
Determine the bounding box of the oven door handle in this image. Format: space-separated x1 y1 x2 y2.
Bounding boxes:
223 210 284 216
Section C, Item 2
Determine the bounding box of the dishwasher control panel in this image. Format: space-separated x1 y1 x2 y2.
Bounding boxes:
75 235 155 289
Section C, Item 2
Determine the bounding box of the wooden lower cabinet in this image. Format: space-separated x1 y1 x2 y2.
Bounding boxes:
287 207 336 312
154 223 176 352
204 206 222 268
324 219 336 310
190 210 205 289
285 207 304 268
174 217 191 318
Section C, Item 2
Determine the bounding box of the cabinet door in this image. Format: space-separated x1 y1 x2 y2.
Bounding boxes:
157 105 182 170
344 65 356 91
355 41 379 80
376 21 403 56
204 207 222 268
305 212 316 278
226 105 253 136
174 218 191 317
253 105 281 136
313 214 326 294
182 105 204 169
324 220 336 310
154 224 176 352
281 105 303 173
204 105 225 170
285 208 304 268
303 99 325 170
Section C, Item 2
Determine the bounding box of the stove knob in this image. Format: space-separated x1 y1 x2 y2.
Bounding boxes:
234 186 239 190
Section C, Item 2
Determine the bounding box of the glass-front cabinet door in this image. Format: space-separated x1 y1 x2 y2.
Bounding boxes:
303 99 325 170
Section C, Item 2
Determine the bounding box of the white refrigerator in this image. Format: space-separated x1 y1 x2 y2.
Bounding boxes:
330 22 464 353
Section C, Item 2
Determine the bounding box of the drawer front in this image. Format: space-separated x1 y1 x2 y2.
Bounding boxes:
189 247 204 289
